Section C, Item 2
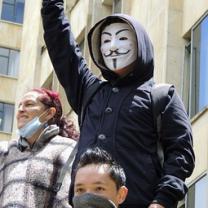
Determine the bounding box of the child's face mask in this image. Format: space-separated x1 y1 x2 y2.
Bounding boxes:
73 193 116 208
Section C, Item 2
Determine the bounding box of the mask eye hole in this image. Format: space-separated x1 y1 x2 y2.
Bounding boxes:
119 37 128 41
103 39 111 43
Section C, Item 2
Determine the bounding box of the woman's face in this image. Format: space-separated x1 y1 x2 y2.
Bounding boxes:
16 91 46 129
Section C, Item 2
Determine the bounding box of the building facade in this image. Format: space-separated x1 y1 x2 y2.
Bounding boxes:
0 0 207 207
0 0 24 140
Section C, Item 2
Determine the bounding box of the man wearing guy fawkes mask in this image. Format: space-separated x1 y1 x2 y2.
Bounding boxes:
41 1 195 208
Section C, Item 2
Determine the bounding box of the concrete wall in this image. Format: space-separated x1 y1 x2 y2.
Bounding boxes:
70 0 89 40
0 19 22 106
15 0 42 97
183 0 208 35
0 76 17 103
122 0 169 84
12 0 43 138
121 0 188 94
166 0 185 94
0 22 22 49
0 3 23 141
0 132 11 141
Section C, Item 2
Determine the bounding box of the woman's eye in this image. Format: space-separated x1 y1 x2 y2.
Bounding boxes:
119 37 128 40
26 103 34 107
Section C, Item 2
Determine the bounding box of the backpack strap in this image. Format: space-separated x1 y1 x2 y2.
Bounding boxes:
150 83 173 166
79 81 106 127
53 143 78 193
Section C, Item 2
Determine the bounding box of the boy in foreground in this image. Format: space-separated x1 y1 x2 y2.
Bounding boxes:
73 147 128 208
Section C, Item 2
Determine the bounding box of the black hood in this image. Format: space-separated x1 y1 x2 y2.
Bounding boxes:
87 13 154 84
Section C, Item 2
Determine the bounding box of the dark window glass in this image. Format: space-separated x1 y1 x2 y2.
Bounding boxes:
1 3 14 22
0 47 9 56
15 0 24 23
198 17 208 111
186 174 208 207
0 48 9 75
1 0 25 24
0 56 9 75
0 47 20 77
0 102 14 133
8 49 20 76
190 15 208 117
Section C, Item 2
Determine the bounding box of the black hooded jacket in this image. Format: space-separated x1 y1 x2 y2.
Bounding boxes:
41 1 195 207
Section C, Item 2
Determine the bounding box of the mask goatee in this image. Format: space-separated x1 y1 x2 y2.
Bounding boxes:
113 58 117 69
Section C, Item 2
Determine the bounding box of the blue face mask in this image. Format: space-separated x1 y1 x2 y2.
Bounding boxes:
17 112 47 139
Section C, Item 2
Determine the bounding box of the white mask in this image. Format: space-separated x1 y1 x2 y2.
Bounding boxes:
100 22 137 72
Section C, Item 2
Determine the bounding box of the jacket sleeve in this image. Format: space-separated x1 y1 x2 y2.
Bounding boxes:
153 86 195 207
41 0 98 114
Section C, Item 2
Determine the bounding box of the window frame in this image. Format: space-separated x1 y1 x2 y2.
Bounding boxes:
0 101 14 133
182 41 191 115
0 47 20 77
0 103 4 130
185 173 208 208
187 12 208 118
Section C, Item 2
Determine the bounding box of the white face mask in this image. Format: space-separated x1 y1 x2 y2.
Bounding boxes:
100 22 137 72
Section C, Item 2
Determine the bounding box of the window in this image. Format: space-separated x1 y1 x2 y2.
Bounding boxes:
186 174 208 208
0 47 20 77
0 102 14 133
1 0 25 24
190 14 208 117
184 14 208 117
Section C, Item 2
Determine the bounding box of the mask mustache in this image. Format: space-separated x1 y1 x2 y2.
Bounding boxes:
104 49 130 57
